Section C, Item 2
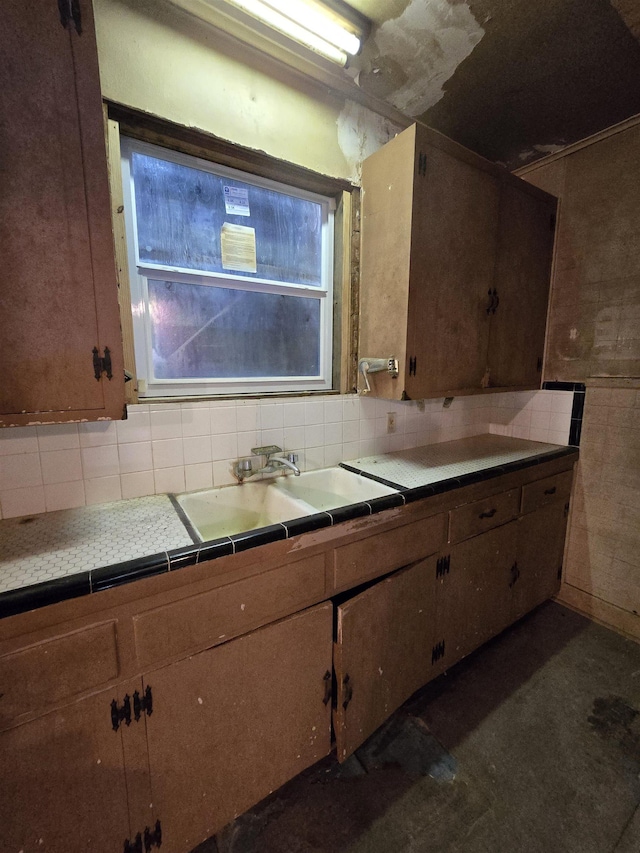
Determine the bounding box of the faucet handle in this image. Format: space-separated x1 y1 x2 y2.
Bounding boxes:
251 445 282 457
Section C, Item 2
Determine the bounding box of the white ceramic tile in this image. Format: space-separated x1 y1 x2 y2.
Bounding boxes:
530 410 551 431
375 435 392 454
302 446 324 470
81 444 120 479
120 471 155 500
119 441 153 474
150 409 182 440
305 424 324 448
152 438 184 469
236 404 259 432
360 419 376 441
78 421 118 447
530 391 554 411
511 425 531 440
36 424 79 451
259 428 284 448
213 459 236 487
211 433 238 462
44 481 86 512
324 399 343 423
343 396 360 421
284 426 305 450
512 409 532 428
359 397 377 419
0 453 42 490
549 411 571 434
359 439 376 457
85 476 122 506
185 463 214 492
324 422 343 445
181 407 211 437
41 449 83 485
260 403 283 430
548 429 569 445
304 400 324 425
402 433 419 450
183 435 212 465
550 392 574 413
116 411 151 444
529 428 551 443
342 420 360 443
237 431 259 457
210 406 238 435
284 402 305 427
0 426 38 456
324 444 342 467
0 486 46 519
154 466 186 494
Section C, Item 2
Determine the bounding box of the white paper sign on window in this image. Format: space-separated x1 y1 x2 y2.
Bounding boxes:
220 223 257 273
223 185 250 216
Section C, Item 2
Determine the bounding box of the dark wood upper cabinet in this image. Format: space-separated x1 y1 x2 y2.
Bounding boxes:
0 0 124 427
359 123 557 400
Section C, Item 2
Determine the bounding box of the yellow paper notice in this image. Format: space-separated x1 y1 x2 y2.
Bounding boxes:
220 222 257 273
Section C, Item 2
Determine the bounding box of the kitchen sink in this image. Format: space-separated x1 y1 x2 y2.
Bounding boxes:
271 466 399 511
176 467 400 541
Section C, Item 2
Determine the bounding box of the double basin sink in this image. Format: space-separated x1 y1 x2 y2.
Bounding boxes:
176 467 399 542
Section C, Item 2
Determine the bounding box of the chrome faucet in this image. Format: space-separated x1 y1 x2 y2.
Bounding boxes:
233 445 300 482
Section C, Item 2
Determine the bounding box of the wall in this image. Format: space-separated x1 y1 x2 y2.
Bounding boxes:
0 391 573 520
93 0 401 184
521 118 640 641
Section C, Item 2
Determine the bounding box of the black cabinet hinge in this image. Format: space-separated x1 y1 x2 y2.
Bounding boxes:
418 151 427 177
436 554 450 578
564 501 570 518
133 685 153 722
409 356 417 377
93 346 113 381
431 640 445 664
111 694 131 732
124 820 162 853
509 561 520 589
322 670 332 706
342 673 353 711
57 0 82 34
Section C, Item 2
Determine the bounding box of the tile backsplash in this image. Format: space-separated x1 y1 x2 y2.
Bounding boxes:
0 390 574 520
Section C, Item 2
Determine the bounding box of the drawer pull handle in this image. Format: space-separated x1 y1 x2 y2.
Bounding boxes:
342 674 353 711
322 670 332 706
479 508 497 519
544 486 557 495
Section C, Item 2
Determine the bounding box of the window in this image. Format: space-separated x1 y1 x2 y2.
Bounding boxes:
121 138 334 397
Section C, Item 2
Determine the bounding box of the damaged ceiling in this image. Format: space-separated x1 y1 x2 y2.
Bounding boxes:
348 0 640 167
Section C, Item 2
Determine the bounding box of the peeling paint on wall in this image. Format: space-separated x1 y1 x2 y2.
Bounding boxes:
368 0 484 116
336 100 402 184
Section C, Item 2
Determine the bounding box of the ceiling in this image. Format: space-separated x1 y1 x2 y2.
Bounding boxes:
347 0 640 167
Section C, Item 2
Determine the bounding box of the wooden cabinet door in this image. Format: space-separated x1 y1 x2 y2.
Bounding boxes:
405 137 501 398
0 0 124 426
142 603 333 853
0 679 147 853
334 557 437 762
487 182 556 388
512 500 569 620
434 522 517 675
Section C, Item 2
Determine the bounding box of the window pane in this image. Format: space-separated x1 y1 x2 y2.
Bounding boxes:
132 153 323 286
148 280 321 379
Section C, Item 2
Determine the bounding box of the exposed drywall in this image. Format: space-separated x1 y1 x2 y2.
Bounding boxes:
522 120 640 641
358 0 484 116
94 0 394 184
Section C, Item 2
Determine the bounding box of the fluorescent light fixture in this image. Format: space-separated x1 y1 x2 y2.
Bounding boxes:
222 0 368 65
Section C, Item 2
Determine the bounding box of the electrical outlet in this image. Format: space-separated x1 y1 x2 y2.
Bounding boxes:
387 412 397 433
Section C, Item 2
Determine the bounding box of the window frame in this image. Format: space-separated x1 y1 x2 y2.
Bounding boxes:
120 136 336 398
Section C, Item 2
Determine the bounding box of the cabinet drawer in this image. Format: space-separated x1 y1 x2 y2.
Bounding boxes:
449 489 520 544
0 621 119 728
332 513 446 590
134 554 325 667
521 469 573 515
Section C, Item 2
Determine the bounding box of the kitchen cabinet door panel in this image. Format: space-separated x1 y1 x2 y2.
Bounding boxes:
143 603 333 853
334 557 437 761
513 500 568 620
435 522 517 674
0 0 124 426
488 184 557 388
0 680 145 853
406 141 500 398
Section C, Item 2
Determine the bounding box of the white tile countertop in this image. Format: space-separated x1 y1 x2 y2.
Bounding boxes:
0 495 194 594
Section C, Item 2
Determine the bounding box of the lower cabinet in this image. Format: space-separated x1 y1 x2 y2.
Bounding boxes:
142 603 333 853
333 556 437 761
0 679 148 853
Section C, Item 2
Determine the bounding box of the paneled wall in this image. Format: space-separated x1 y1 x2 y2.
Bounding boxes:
521 118 640 641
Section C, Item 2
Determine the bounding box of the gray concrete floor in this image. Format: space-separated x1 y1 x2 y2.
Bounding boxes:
197 602 640 853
